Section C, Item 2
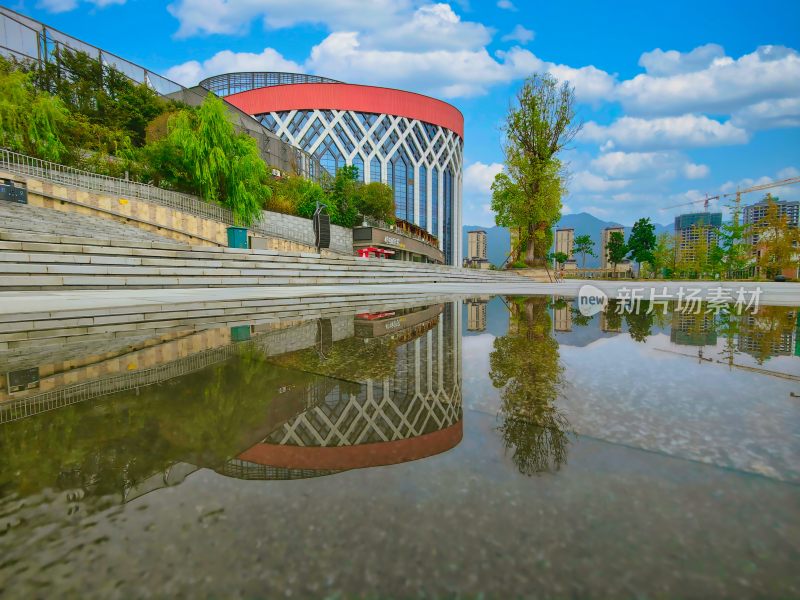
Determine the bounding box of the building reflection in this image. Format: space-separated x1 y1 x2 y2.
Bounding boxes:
466 298 489 332
223 303 462 480
0 300 463 507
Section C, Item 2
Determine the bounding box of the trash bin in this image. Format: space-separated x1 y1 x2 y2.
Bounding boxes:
230 325 251 342
227 226 249 249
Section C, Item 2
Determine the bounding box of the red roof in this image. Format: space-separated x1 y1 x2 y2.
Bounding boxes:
225 82 464 138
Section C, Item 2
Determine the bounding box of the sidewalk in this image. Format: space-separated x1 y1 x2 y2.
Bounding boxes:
1 280 798 316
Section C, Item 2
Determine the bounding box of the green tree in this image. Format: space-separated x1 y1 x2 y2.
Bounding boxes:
753 195 800 279
288 176 338 222
355 181 396 224
552 251 569 267
489 297 570 475
719 217 751 278
627 217 656 277
492 73 580 265
606 231 628 276
652 232 676 278
328 164 361 228
145 94 271 225
0 68 69 161
573 234 595 270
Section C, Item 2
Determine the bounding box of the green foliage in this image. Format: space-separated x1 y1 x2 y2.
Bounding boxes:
145 94 271 225
606 231 627 272
356 181 396 224
573 233 595 269
288 176 338 222
327 165 361 227
719 217 751 276
627 217 657 275
552 251 569 266
493 72 579 264
652 232 676 278
34 48 171 148
489 297 569 475
753 195 800 278
0 67 69 161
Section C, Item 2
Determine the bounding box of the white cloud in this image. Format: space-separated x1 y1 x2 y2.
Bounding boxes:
38 0 123 11
582 114 749 151
731 97 800 130
638 43 725 76
462 162 503 226
165 48 303 86
362 4 492 51
497 0 516 10
778 167 800 179
618 45 800 116
167 0 407 38
570 171 631 193
590 151 709 180
464 161 504 192
501 25 534 45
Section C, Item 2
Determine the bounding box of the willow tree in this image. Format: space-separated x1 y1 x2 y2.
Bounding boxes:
492 73 581 265
0 67 69 162
147 94 271 225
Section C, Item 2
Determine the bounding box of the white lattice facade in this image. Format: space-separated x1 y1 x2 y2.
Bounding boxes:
256 109 463 265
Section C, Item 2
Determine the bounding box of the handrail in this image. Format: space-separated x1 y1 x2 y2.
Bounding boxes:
0 148 351 252
0 148 234 223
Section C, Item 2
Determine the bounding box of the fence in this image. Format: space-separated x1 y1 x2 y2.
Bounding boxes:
0 148 353 252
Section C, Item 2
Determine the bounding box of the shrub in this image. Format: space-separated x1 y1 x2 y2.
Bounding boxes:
356 182 395 224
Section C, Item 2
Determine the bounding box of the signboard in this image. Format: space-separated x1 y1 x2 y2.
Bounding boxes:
7 367 40 394
0 179 27 204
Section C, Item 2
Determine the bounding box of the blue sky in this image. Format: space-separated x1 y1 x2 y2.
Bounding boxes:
12 0 800 226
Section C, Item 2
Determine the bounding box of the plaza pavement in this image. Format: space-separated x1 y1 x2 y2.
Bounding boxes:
1 280 799 316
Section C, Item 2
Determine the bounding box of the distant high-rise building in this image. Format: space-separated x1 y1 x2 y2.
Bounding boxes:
467 301 487 331
674 212 722 261
465 230 489 269
601 226 625 271
553 304 572 332
467 230 487 260
743 195 799 245
555 228 574 260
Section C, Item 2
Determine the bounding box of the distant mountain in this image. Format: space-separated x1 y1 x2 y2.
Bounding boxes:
462 213 671 268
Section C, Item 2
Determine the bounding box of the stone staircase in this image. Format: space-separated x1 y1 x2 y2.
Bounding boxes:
0 198 180 245
0 227 523 291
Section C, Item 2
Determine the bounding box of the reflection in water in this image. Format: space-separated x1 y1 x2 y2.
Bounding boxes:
0 302 462 512
490 297 570 475
1 295 799 597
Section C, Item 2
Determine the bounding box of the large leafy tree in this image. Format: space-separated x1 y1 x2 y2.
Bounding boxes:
627 217 656 276
146 94 272 225
491 73 580 265
718 217 751 278
573 234 595 269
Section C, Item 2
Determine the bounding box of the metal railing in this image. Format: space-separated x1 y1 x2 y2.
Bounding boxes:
0 148 235 223
0 148 351 250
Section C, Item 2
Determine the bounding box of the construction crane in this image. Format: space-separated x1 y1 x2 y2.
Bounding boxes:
664 176 800 216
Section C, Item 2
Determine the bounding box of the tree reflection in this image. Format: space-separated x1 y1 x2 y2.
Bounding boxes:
489 297 570 475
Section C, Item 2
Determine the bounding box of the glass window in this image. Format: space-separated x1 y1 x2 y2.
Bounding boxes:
393 155 407 222
419 166 427 230
432 167 439 237
353 155 364 181
444 169 453 265
370 157 382 183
